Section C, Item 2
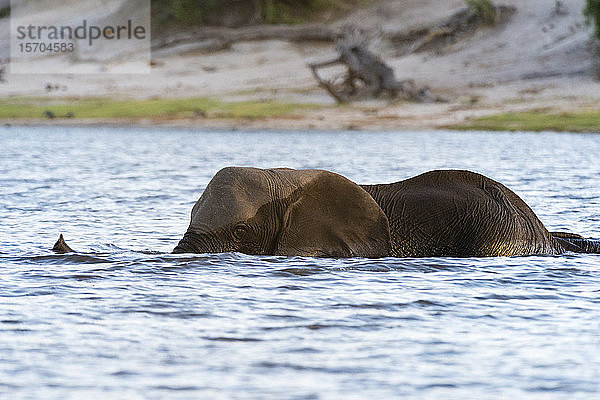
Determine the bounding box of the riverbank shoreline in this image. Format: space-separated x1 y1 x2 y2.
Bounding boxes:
2 0 599 133
2 94 599 132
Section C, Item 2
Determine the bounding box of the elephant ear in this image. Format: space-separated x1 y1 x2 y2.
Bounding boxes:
275 172 391 258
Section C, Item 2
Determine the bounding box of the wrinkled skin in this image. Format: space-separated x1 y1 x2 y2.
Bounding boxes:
360 170 599 257
54 168 600 257
173 168 598 257
173 167 391 257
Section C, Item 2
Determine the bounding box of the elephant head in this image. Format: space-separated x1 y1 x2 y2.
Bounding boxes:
173 167 391 257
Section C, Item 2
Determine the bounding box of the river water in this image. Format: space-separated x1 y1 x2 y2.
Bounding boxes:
1 126 599 399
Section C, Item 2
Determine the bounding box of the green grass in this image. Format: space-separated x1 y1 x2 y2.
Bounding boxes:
152 0 365 28
465 0 496 25
449 110 600 132
584 0 600 40
0 7 10 19
262 0 342 24
0 97 318 120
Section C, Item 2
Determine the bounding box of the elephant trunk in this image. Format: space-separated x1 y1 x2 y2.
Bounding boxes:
172 230 223 254
172 238 194 254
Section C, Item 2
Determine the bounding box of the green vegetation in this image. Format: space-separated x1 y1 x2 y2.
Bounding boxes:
261 0 340 24
152 0 361 27
465 0 496 25
0 97 318 120
584 0 600 40
584 1 600 79
153 0 217 26
449 110 600 132
0 6 10 19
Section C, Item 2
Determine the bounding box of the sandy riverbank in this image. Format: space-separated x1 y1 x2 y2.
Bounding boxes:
1 0 599 131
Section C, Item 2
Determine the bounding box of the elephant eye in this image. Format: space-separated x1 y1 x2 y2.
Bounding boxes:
233 224 248 240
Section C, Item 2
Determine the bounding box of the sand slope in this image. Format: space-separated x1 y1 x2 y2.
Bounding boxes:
1 0 599 129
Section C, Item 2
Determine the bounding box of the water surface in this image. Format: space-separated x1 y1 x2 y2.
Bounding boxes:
1 127 599 399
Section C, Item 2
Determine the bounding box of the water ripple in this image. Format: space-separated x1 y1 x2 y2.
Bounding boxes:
1 127 599 399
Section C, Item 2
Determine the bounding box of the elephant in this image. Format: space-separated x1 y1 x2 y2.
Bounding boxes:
170 167 599 257
54 167 600 257
172 167 392 257
359 169 599 257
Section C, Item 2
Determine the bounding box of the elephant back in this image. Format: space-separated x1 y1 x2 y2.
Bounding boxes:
361 170 558 257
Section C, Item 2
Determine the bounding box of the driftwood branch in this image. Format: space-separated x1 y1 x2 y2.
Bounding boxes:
309 60 349 103
308 43 439 103
153 24 337 53
387 5 516 55
152 5 515 56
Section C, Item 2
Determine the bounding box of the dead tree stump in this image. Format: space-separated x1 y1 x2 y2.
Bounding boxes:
309 29 436 103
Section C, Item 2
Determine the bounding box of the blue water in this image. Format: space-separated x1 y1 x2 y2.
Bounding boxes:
1 126 599 399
